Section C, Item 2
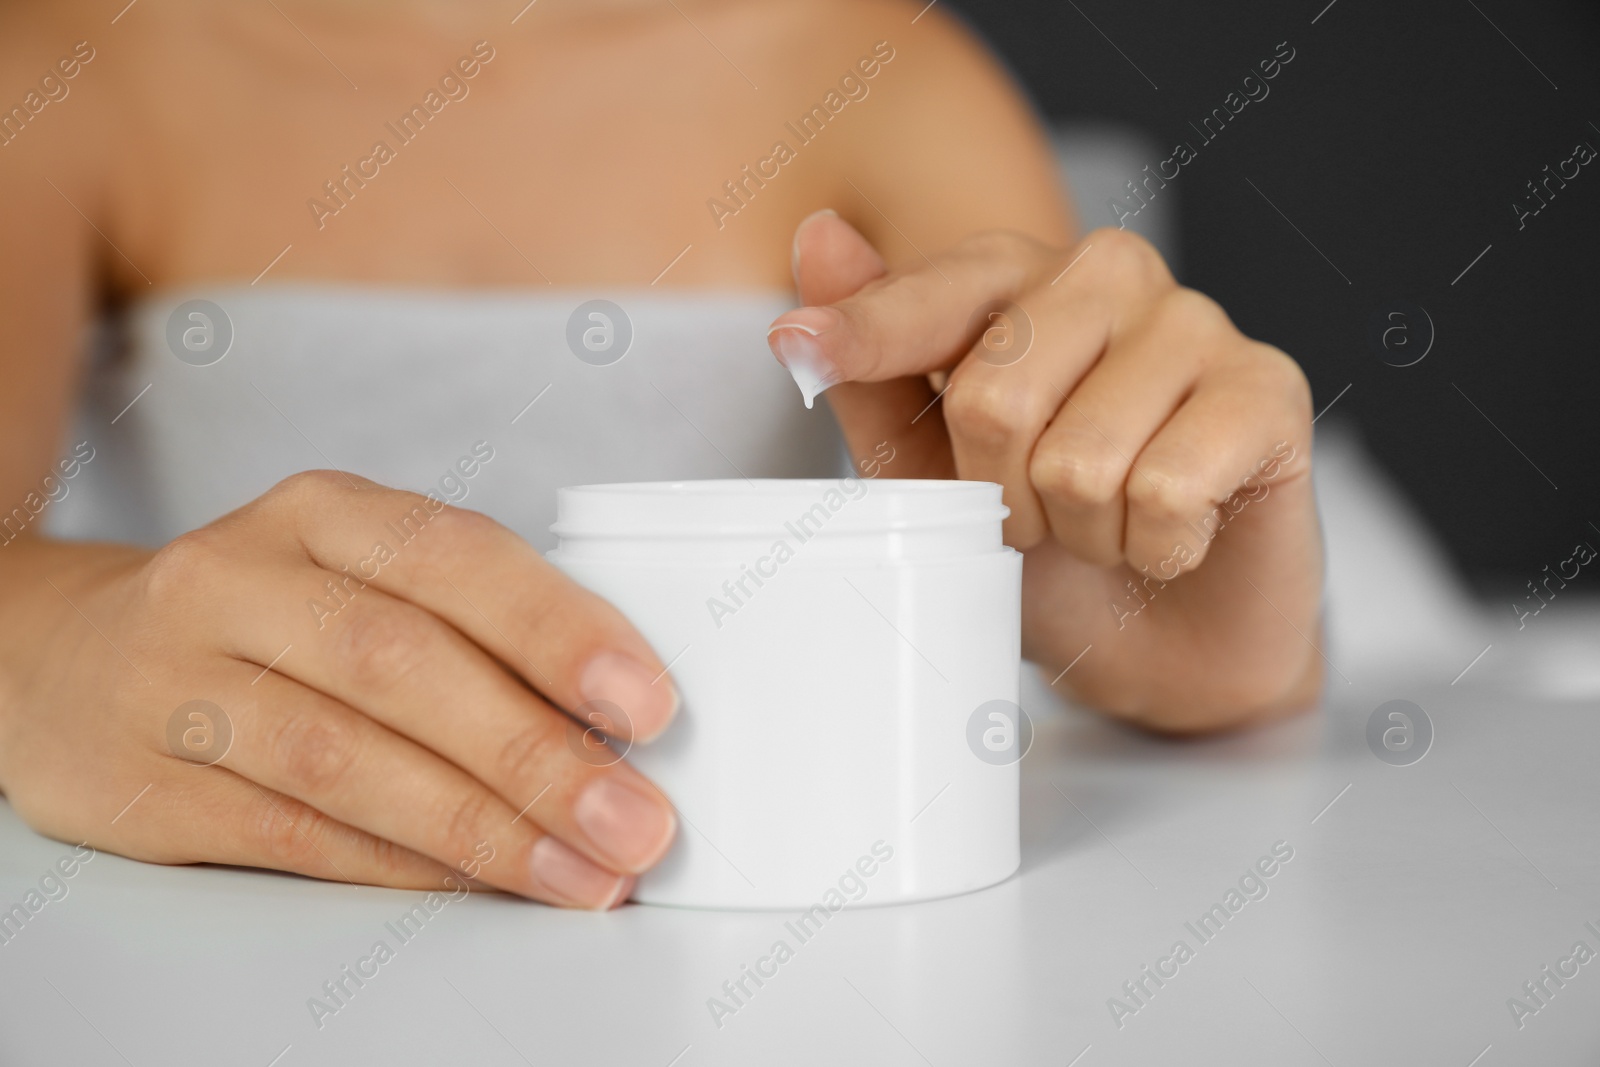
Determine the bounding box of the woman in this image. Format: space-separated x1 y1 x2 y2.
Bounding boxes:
0 0 1323 909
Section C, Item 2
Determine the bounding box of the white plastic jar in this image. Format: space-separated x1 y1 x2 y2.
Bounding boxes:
548 478 1022 909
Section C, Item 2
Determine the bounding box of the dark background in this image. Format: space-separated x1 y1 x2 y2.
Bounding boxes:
947 0 1599 594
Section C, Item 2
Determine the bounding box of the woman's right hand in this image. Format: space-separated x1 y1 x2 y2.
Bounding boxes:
0 471 680 909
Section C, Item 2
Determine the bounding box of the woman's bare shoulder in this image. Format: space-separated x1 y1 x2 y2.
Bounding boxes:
722 0 1077 253
0 2 102 86
0 3 123 174
0 0 90 43
702 0 977 67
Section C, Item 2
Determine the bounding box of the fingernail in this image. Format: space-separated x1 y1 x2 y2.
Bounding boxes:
573 775 677 873
578 650 679 743
767 307 843 409
528 835 634 909
791 207 839 285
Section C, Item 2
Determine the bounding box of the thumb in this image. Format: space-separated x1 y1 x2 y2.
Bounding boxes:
793 208 888 306
769 210 955 479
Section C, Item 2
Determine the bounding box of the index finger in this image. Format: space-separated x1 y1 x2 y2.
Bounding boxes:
258 471 679 743
765 229 1057 390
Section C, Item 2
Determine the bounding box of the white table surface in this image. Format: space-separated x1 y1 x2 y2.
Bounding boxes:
2 664 1598 1066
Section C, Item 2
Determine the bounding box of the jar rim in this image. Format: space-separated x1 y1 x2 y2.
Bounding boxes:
551 478 1009 541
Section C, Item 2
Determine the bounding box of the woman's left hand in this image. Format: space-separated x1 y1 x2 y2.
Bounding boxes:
768 210 1325 731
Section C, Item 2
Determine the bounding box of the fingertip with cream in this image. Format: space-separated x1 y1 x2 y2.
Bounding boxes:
767 306 842 409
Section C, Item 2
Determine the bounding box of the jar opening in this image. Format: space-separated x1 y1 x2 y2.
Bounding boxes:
550 479 1009 562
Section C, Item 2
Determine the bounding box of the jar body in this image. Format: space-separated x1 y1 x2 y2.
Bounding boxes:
549 480 1022 909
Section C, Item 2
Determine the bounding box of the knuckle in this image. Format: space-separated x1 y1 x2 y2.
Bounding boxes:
1030 445 1126 508
363 834 423 881
1088 225 1151 257
943 375 1036 445
432 501 496 535
1260 344 1314 421
1161 287 1232 337
332 604 430 692
1126 466 1208 525
493 719 568 789
441 789 495 853
250 794 331 870
501 585 570 652
268 469 349 507
268 707 361 795
1086 226 1165 282
142 528 228 607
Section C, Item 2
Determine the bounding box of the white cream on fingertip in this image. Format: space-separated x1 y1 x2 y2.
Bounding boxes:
767 324 836 409
787 358 834 410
